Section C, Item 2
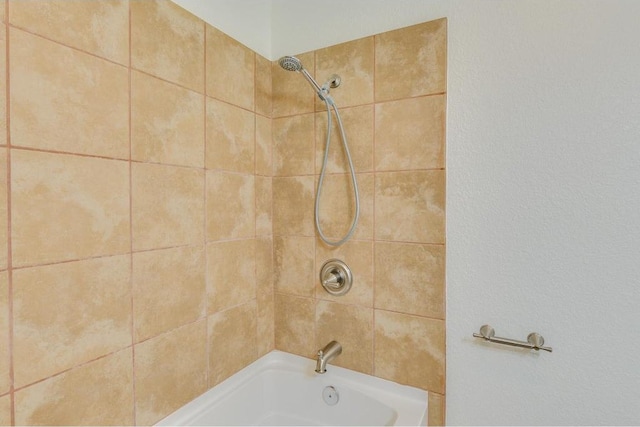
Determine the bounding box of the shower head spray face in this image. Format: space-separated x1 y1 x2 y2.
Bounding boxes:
279 56 302 72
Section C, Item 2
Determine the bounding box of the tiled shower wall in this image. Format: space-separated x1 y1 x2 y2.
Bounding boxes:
0 1 445 425
0 1 273 425
271 19 447 425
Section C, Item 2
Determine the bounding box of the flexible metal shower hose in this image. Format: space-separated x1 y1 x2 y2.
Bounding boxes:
315 97 360 246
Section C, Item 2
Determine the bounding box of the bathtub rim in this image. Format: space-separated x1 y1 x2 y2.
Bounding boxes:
156 349 429 426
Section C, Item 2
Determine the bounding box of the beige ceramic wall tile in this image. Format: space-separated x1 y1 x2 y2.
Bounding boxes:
133 246 206 342
316 239 373 307
274 236 314 297
316 301 374 375
131 71 205 168
206 25 255 111
132 163 204 251
255 54 273 117
12 256 131 388
316 173 373 241
275 293 315 357
135 320 207 426
207 239 256 314
375 310 445 393
256 237 274 356
208 302 257 386
14 349 134 426
315 105 374 174
375 95 445 171
375 242 445 319
131 0 204 93
315 37 374 110
11 150 130 267
375 19 447 101
256 176 272 236
0 29 6 147
0 273 8 395
0 394 9 426
206 171 255 241
9 0 129 65
429 393 446 426
272 52 315 117
255 114 272 176
10 29 128 159
0 1 4 22
375 171 445 244
272 176 315 236
206 98 255 173
0 150 6 269
273 113 315 176
256 236 273 299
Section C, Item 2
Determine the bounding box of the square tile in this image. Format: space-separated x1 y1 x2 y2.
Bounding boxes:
274 236 314 297
375 19 447 102
132 71 205 167
14 349 134 426
207 239 256 314
9 0 129 65
131 0 204 92
273 113 315 176
206 25 255 111
206 171 255 241
315 105 373 174
316 173 373 241
10 29 128 159
375 171 445 244
316 300 373 375
272 176 314 237
133 246 206 342
135 320 207 425
274 293 315 357
208 302 257 386
11 150 130 267
255 54 272 117
374 310 445 393
375 95 445 171
255 114 272 176
132 163 204 251
206 98 255 173
375 242 445 319
256 176 272 236
13 256 131 388
315 37 374 110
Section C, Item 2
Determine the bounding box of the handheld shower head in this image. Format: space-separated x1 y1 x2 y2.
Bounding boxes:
278 55 325 97
279 56 302 72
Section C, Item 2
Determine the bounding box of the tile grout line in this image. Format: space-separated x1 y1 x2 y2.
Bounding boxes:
371 33 377 378
5 1 15 424
203 21 210 390
127 3 137 425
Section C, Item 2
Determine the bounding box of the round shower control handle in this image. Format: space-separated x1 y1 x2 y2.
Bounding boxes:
320 259 353 296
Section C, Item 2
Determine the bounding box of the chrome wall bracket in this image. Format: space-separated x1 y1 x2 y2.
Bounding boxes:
319 259 352 296
473 324 553 353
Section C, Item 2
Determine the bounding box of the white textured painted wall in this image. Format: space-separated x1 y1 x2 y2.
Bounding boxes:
171 0 272 58
173 0 640 424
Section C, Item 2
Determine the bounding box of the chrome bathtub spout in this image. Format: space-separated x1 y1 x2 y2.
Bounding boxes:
315 341 342 374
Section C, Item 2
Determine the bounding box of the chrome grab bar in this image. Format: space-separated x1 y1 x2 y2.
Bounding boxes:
473 324 552 353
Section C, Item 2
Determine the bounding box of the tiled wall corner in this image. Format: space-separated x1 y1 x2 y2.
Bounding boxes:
272 17 448 423
2 2 446 423
2 1 275 424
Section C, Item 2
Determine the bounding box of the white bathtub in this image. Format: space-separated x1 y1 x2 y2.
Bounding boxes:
156 350 428 426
